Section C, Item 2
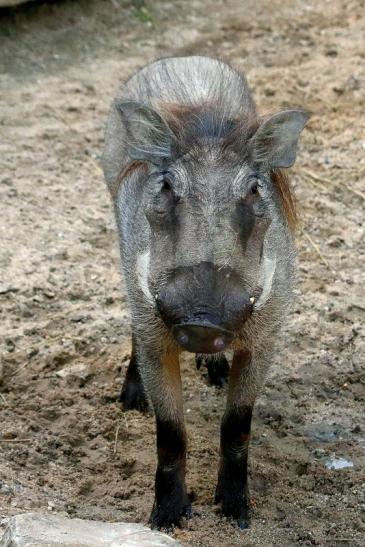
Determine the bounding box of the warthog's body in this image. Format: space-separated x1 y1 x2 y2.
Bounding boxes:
103 56 309 529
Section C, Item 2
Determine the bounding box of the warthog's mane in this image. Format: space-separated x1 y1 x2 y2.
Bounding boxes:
159 101 258 156
270 169 298 231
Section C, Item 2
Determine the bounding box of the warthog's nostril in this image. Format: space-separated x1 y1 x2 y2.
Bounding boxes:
176 332 189 347
172 323 234 354
213 337 226 352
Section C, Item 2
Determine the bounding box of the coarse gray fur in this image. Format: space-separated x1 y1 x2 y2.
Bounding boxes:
102 55 309 527
103 55 307 402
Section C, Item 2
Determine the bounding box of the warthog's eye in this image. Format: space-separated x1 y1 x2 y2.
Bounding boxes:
159 172 180 205
161 178 172 193
147 172 180 223
159 171 173 193
250 182 259 194
242 178 261 204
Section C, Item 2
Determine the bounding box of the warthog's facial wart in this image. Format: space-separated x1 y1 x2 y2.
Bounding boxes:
136 250 153 302
254 254 277 310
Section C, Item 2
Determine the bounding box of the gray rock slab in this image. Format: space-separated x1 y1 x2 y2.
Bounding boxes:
0 512 179 547
0 1 35 7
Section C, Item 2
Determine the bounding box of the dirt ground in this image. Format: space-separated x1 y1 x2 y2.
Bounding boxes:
0 0 364 545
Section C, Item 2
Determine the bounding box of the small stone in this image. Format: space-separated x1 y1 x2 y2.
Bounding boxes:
56 363 90 379
70 314 90 323
0 513 179 546
43 290 55 299
1 430 18 440
302 422 350 443
27 348 39 359
0 285 18 295
354 518 365 532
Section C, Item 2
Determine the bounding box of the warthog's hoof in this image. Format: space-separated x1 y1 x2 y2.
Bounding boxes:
119 377 149 412
215 485 250 529
195 354 230 387
149 497 192 531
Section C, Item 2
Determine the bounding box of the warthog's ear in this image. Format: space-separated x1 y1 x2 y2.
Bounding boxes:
117 101 173 165
249 110 310 168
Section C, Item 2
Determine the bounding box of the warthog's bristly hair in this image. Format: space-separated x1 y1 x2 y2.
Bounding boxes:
113 160 148 198
158 101 260 164
270 169 298 231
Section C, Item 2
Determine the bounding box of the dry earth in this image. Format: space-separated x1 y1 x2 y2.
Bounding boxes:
0 0 364 545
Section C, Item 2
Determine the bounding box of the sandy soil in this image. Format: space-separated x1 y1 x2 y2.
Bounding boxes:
0 0 364 545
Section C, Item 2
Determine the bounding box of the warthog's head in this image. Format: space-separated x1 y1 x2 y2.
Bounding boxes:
119 100 309 353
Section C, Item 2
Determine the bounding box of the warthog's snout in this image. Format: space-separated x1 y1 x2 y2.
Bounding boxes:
172 322 234 353
156 261 254 353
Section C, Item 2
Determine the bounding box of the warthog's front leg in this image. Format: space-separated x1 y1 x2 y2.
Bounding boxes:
196 354 230 387
216 348 267 529
139 343 190 529
120 335 149 412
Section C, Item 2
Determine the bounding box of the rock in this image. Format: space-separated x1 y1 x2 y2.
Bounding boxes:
302 422 350 443
0 1 35 6
55 363 90 379
323 455 353 470
0 285 18 295
0 512 179 546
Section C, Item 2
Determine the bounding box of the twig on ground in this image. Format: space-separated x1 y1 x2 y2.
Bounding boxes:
0 439 32 443
87 155 104 176
302 231 334 273
114 423 121 454
304 175 326 192
301 168 365 200
315 94 339 109
8 360 29 378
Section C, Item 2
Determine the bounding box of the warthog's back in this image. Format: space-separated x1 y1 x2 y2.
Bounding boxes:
121 56 254 112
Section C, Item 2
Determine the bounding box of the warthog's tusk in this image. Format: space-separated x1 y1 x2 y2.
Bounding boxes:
136 250 154 303
254 255 277 310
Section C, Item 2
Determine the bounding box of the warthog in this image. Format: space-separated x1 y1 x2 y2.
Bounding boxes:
102 56 309 529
